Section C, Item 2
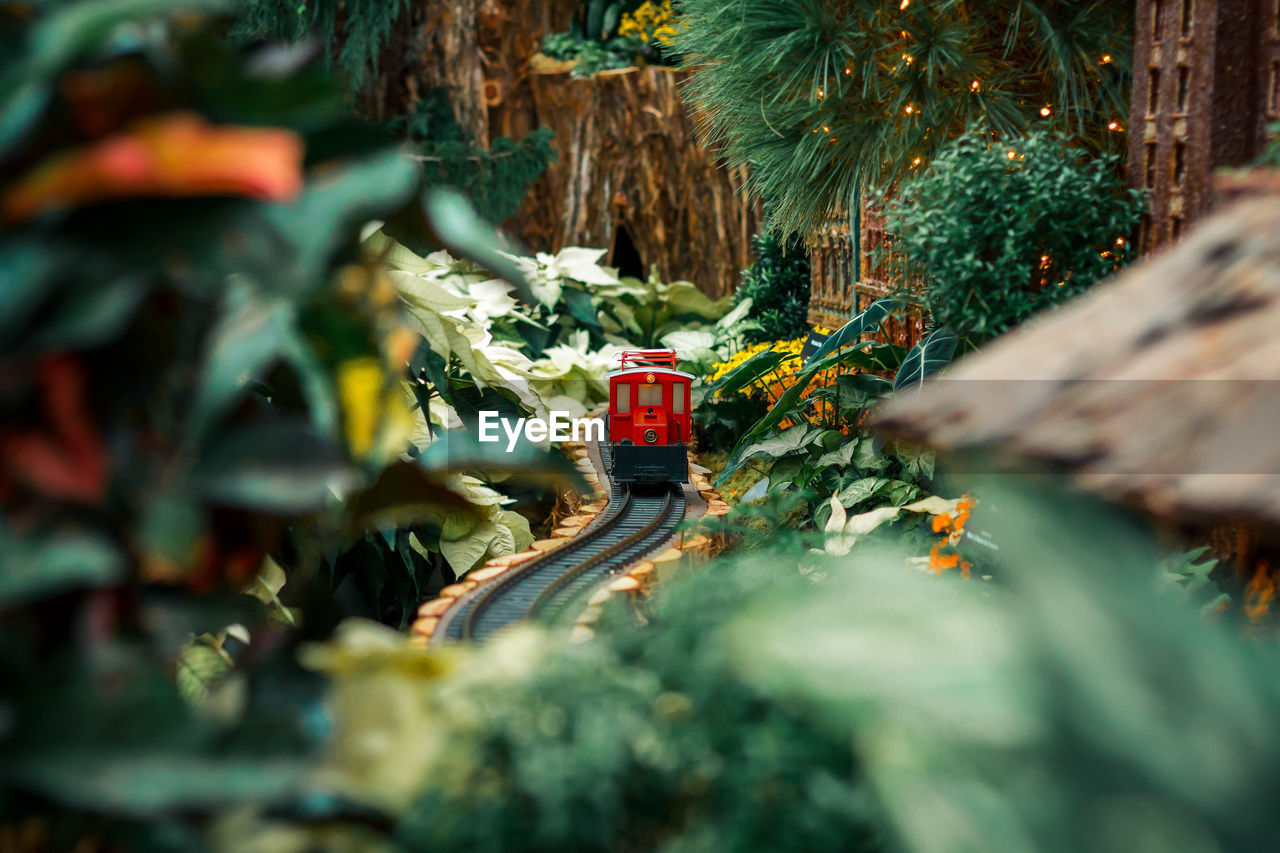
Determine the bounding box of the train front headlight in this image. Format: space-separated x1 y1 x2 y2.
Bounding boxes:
643 428 658 444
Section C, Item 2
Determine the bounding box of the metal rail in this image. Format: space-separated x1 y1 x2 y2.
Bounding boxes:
435 473 685 643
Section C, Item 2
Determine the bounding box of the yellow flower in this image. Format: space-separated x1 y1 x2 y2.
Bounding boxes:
619 0 676 48
338 357 415 462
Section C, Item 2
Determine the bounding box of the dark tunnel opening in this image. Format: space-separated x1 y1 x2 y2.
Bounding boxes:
611 224 646 280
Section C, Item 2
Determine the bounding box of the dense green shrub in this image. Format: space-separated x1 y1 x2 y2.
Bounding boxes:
884 127 1144 345
393 550 883 853
733 231 812 344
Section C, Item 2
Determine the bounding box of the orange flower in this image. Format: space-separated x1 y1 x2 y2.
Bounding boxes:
928 545 960 573
1245 560 1276 623
3 112 304 224
931 513 951 533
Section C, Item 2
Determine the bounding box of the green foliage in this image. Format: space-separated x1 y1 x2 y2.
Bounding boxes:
732 230 811 344
301 481 1280 852
0 0 563 841
691 389 769 455
595 266 733 349
570 0 634 41
309 553 883 852
735 482 1280 852
712 302 952 527
707 302 967 536
717 299 899 478
892 327 957 389
391 92 556 223
884 127 1144 345
541 31 645 77
675 0 1133 236
232 0 407 93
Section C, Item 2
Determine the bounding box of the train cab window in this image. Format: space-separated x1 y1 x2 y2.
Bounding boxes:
672 383 685 414
616 384 631 413
637 384 662 406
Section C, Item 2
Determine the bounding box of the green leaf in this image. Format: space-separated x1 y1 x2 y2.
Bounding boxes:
265 149 420 291
197 421 355 514
851 436 886 471
176 642 232 704
702 350 786 398
5 752 302 817
0 527 123 608
893 327 959 390
0 81 51 161
346 460 472 533
735 425 819 465
899 446 936 482
425 187 533 302
815 439 860 470
835 476 889 508
0 243 56 342
561 285 603 329
805 298 896 365
30 279 147 352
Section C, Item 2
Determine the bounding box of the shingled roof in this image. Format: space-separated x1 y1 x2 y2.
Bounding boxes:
873 195 1280 529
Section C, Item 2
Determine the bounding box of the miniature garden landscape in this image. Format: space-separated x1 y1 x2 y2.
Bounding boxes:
4 0 1280 850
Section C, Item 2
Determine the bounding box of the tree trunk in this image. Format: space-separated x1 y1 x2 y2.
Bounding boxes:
363 0 489 145
510 66 759 298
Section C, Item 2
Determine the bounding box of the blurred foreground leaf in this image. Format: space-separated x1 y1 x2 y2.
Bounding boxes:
197 421 354 513
5 752 303 817
0 526 123 608
730 480 1280 853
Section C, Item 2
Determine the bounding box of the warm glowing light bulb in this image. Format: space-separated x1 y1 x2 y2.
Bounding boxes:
912 157 921 165
1006 150 1017 159
817 87 824 98
971 80 980 90
1040 106 1051 116
1116 237 1125 246
905 104 914 114
900 0 909 8
822 126 830 132
1108 121 1121 131
1101 54 1112 64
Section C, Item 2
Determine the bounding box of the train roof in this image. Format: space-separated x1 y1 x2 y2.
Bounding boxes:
606 366 696 381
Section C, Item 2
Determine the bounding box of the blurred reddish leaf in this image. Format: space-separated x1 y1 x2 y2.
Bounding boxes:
0 355 106 504
2 112 304 224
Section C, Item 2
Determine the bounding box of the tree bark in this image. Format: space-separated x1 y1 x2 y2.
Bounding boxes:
509 66 760 298
363 0 489 145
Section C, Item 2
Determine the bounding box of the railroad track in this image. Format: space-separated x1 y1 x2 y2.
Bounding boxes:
435 464 686 643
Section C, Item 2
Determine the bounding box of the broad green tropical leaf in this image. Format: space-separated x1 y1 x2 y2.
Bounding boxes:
701 350 787 398
893 327 959 390
805 298 897 365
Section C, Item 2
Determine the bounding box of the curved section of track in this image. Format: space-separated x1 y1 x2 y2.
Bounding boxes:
435 480 686 643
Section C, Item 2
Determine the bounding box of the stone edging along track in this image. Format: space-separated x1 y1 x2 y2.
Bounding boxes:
408 436 729 646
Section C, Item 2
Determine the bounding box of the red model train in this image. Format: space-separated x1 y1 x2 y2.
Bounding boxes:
607 349 691 483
